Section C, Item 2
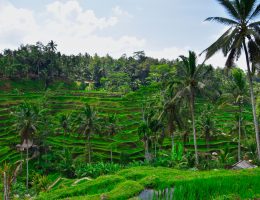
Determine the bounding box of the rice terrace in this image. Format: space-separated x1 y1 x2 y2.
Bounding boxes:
0 0 260 199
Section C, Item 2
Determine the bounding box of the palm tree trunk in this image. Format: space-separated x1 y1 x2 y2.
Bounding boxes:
88 133 91 163
190 89 199 165
243 41 260 160
26 139 29 193
205 131 210 152
145 139 149 161
238 110 241 161
3 171 7 200
154 140 157 158
183 131 188 146
205 129 210 164
171 133 174 152
85 137 88 163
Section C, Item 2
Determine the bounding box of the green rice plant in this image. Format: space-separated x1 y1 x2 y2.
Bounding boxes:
173 175 260 200
37 175 125 200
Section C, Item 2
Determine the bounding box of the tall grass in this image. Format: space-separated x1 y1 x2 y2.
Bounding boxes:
173 175 260 200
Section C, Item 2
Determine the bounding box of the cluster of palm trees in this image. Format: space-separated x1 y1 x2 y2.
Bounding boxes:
203 0 260 160
11 100 118 192
143 0 260 166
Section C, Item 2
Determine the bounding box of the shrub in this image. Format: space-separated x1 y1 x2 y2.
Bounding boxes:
75 162 122 178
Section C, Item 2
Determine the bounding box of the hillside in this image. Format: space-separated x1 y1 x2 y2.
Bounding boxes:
0 80 254 165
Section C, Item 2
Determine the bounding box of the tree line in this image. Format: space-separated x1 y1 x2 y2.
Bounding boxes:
0 42 176 91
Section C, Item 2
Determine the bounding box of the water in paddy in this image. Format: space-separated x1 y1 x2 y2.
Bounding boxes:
138 188 174 200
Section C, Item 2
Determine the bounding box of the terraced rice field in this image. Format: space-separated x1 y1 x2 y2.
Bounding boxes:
0 89 253 164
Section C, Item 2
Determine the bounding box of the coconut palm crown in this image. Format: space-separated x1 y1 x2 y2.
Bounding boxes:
202 0 260 68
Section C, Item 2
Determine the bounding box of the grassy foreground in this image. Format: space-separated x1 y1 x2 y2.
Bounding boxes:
37 166 260 200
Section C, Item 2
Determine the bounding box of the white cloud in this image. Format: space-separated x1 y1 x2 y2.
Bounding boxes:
46 1 118 33
0 0 247 70
0 1 37 49
146 46 247 70
0 0 145 56
112 6 133 18
204 52 247 70
146 46 191 60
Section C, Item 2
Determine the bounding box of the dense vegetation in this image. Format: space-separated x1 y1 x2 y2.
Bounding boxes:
1 0 260 199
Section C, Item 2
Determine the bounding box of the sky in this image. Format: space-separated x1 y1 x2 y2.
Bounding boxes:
0 0 258 69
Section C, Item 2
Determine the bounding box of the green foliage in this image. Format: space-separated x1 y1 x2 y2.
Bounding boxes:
75 162 121 178
171 143 184 161
56 149 76 178
37 175 125 200
37 166 260 200
31 174 50 193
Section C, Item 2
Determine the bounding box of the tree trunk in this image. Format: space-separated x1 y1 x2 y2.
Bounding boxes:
26 139 29 193
171 133 174 153
144 139 150 162
238 113 241 161
190 88 199 166
3 171 8 200
37 62 40 78
183 131 188 147
154 141 157 158
205 130 210 152
243 41 260 160
238 103 242 161
88 133 91 163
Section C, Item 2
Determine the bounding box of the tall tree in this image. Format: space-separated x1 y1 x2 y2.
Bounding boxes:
175 51 213 165
59 113 71 152
12 102 39 193
198 104 216 156
202 0 260 159
222 68 248 160
138 104 160 162
75 104 100 163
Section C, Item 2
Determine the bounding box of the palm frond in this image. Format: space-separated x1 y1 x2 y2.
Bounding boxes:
205 17 238 25
188 51 197 76
201 27 233 60
225 33 244 68
249 21 260 29
216 0 239 20
225 48 237 68
179 55 190 77
221 28 238 56
248 28 260 40
248 40 260 72
248 3 260 20
241 0 256 20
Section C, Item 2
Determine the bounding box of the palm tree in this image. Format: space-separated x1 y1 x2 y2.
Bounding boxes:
174 51 213 165
198 104 216 155
138 104 160 162
75 104 100 163
47 40 57 52
105 113 118 162
202 0 260 160
59 113 71 152
138 121 151 162
222 68 248 160
231 69 247 161
160 89 183 153
12 102 39 193
59 113 71 136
